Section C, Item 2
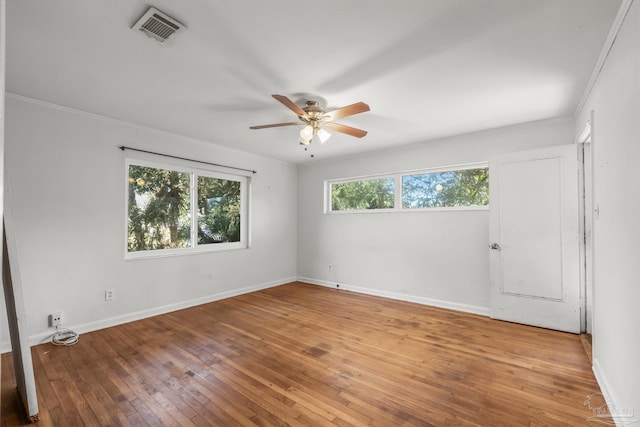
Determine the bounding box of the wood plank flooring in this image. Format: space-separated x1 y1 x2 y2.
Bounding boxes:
2 282 601 426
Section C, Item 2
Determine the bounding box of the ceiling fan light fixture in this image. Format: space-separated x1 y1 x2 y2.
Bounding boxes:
317 128 331 144
299 124 314 141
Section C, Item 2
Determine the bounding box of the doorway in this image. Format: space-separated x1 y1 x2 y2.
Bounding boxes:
578 120 594 334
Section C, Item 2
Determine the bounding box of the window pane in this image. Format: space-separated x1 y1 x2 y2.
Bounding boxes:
197 176 241 245
402 168 489 208
331 178 394 211
128 165 191 251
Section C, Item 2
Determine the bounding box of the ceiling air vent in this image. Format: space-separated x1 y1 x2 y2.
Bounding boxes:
131 7 184 43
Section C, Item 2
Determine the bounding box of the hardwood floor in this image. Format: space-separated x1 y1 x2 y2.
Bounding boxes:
2 282 600 426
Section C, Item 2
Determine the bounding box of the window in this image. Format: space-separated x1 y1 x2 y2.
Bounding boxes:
331 177 394 211
402 167 489 208
326 163 488 213
127 160 247 258
197 175 241 245
128 165 191 250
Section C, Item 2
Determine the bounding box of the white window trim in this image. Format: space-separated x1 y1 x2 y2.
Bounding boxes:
125 156 249 260
325 162 489 214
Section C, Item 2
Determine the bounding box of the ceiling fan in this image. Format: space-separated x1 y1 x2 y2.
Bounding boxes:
250 94 370 145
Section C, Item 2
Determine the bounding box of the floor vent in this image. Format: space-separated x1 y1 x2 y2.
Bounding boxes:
131 7 184 43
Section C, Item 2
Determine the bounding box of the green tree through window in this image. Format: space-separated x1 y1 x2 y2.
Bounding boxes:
127 163 245 254
128 165 191 251
327 165 488 213
402 168 489 208
331 178 394 211
197 176 241 244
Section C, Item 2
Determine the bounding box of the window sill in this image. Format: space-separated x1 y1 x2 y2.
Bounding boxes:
125 243 248 261
326 205 489 215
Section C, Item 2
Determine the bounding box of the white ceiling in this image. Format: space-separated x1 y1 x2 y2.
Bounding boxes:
6 0 621 164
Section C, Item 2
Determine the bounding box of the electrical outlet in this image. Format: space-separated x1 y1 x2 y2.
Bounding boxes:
50 312 62 327
328 264 333 270
105 289 115 301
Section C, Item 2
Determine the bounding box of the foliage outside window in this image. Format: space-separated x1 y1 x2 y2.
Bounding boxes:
402 167 488 208
331 177 394 211
127 161 246 257
197 176 241 245
327 164 488 213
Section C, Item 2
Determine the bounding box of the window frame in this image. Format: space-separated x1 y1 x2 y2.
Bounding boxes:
327 173 397 213
325 162 489 214
125 156 249 260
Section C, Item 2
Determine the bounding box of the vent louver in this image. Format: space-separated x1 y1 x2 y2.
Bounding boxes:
131 7 184 43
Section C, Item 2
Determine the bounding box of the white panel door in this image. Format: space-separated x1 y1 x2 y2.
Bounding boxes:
489 145 580 333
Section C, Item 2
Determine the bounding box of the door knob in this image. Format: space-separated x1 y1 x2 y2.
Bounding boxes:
489 243 501 250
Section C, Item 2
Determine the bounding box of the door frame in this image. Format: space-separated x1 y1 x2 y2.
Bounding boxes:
577 115 595 334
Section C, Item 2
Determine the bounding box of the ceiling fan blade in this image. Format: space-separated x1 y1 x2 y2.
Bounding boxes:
249 122 301 130
272 94 307 117
323 102 370 121
324 122 368 138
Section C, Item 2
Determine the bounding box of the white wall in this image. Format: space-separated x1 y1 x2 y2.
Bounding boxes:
0 95 298 350
577 0 640 418
298 117 575 314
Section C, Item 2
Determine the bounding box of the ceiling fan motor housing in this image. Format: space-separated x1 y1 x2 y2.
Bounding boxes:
301 101 325 122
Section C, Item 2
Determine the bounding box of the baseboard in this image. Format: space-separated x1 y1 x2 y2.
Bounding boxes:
298 277 491 317
591 357 637 427
1 277 296 354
